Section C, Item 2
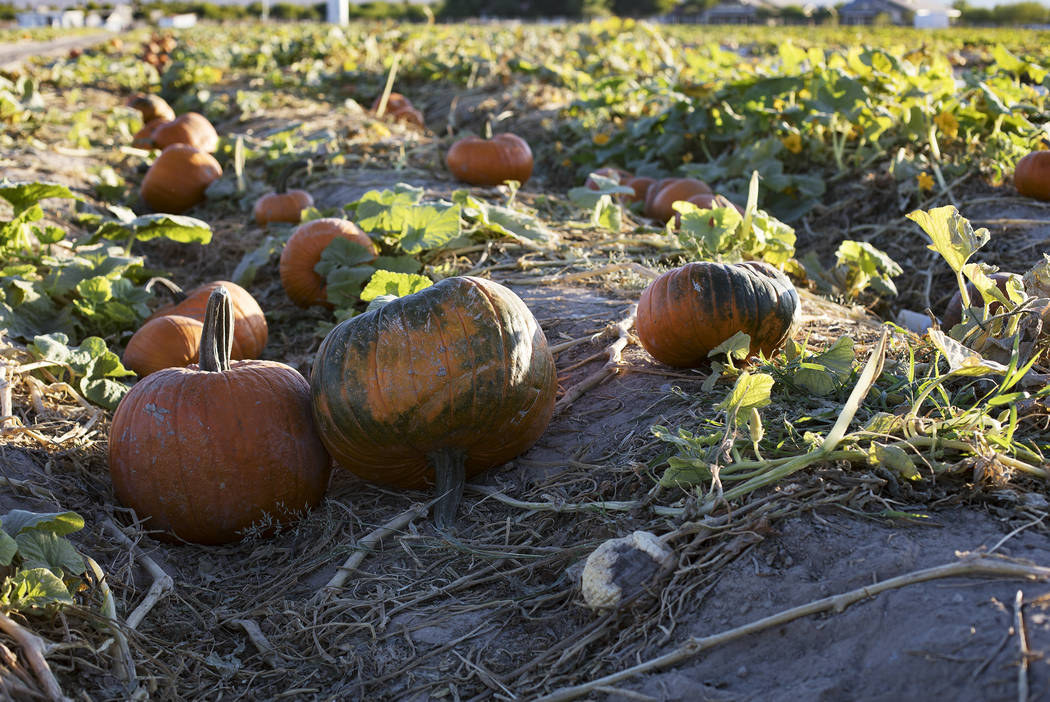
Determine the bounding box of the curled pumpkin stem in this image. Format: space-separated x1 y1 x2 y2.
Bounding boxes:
145 276 188 304
430 447 467 530
276 158 311 195
199 287 233 373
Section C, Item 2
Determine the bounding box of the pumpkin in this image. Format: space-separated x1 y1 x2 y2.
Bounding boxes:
371 92 424 127
122 314 205 377
150 112 219 153
636 261 801 368
445 133 533 187
623 176 655 204
1014 151 1050 202
310 276 557 528
140 143 222 214
254 189 314 226
146 278 267 358
279 218 377 308
942 272 1014 330
645 178 714 223
132 118 165 149
109 287 331 544
128 94 175 124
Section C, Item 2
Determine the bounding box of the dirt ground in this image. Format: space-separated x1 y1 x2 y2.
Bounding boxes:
3 33 1050 702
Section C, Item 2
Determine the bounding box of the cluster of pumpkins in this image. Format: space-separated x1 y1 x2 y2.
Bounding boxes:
111 97 807 545
142 33 178 70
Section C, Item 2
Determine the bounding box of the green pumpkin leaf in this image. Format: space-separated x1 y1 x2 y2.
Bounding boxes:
15 530 85 577
716 371 774 419
93 213 212 245
232 233 287 288
907 206 989 273
659 457 712 488
708 331 752 363
928 329 1007 375
792 336 855 395
0 510 84 537
315 237 379 277
0 180 77 216
325 265 376 310
3 568 74 610
372 255 421 274
349 184 424 232
868 443 921 481
360 270 432 302
0 527 17 566
397 204 461 255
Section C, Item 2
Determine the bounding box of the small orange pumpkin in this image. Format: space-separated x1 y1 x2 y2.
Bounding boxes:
1014 151 1050 202
645 178 714 223
110 287 331 544
279 218 378 308
132 118 166 149
445 133 533 187
253 160 314 226
122 314 207 377
623 176 655 204
140 144 222 214
128 94 175 124
150 112 219 153
146 278 267 359
636 261 800 368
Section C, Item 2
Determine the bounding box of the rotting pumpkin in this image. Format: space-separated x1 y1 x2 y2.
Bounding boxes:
109 287 331 544
309 276 557 529
636 261 801 368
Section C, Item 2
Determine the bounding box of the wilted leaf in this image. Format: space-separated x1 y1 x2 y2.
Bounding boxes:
907 206 989 273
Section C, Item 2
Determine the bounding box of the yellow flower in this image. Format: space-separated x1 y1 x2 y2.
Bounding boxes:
562 158 571 167
781 133 802 154
917 172 935 191
554 141 563 153
682 152 693 163
772 98 786 112
592 133 611 146
934 111 958 140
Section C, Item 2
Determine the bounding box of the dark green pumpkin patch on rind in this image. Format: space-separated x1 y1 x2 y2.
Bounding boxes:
310 276 557 492
636 261 801 368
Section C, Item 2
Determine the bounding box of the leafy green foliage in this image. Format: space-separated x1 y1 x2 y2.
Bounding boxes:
0 509 86 614
674 201 796 266
28 333 135 409
802 240 902 299
360 270 433 302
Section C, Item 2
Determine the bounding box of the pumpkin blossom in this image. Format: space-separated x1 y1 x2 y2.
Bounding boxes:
917 172 935 191
593 133 611 145
934 111 958 140
781 133 802 154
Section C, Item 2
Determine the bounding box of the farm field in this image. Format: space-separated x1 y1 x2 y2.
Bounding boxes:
2 19 1050 701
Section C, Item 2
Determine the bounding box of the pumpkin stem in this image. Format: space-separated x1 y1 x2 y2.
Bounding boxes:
198 286 233 373
145 276 187 304
483 118 492 140
429 447 467 530
276 158 311 195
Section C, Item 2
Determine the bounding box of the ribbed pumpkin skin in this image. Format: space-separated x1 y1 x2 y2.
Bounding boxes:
445 134 533 187
150 112 219 153
1014 151 1050 201
147 281 267 358
636 262 801 368
109 360 331 544
279 218 377 308
133 118 165 149
310 276 557 490
253 190 314 226
141 144 222 214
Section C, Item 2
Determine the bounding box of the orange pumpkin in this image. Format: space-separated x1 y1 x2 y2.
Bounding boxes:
645 178 714 223
1014 151 1050 201
147 278 267 359
445 133 533 187
310 276 557 527
150 112 219 153
254 189 314 226
636 261 800 368
623 176 655 204
110 287 331 544
122 315 207 377
132 118 166 149
128 94 175 124
140 144 222 214
279 218 378 308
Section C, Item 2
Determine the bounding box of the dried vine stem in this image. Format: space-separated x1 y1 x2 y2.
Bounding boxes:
103 520 174 631
319 501 433 595
85 556 137 692
0 611 68 702
228 619 281 668
535 553 1050 702
553 305 637 416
